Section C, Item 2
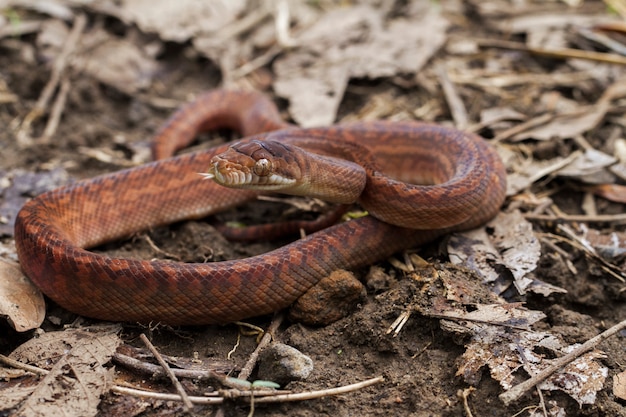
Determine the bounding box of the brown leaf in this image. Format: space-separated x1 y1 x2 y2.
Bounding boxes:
614 369 626 401
448 211 554 295
274 5 449 126
0 259 45 332
580 228 626 262
121 0 246 42
9 327 121 416
555 149 617 184
587 183 626 204
538 350 608 406
78 35 159 95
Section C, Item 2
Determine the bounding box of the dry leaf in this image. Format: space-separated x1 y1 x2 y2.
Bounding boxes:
120 0 246 42
78 36 159 95
555 148 617 184
0 258 45 331
274 5 449 126
586 183 626 204
453 316 608 407
537 350 608 406
614 369 626 401
512 105 608 141
6 327 121 416
479 106 527 126
35 18 69 62
448 226 501 284
579 227 626 265
0 385 37 412
505 151 581 196
448 210 550 295
438 303 546 330
454 327 559 388
512 77 626 142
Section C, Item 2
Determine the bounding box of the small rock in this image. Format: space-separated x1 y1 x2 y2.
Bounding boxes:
288 269 366 326
365 265 396 293
257 342 314 386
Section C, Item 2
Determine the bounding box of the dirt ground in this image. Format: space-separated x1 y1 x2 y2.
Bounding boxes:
1 1 626 416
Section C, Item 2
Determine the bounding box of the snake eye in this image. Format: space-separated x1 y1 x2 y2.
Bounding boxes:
253 158 272 177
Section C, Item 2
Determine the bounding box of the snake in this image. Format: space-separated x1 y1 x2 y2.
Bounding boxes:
14 90 507 325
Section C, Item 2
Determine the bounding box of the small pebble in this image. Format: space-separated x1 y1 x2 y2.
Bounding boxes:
257 342 314 386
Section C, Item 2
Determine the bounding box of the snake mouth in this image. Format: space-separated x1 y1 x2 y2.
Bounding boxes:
202 162 296 190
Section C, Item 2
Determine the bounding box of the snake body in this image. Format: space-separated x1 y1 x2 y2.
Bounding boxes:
14 90 506 325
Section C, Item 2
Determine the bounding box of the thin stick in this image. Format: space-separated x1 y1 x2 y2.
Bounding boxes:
1 352 381 405
238 312 284 381
499 319 626 405
0 354 48 376
526 212 626 224
458 387 475 417
17 13 86 146
112 352 234 382
113 376 383 404
252 376 384 403
477 38 626 65
274 0 296 47
436 63 468 129
40 75 70 143
230 44 283 81
111 385 223 404
143 234 182 261
139 334 194 411
492 113 554 143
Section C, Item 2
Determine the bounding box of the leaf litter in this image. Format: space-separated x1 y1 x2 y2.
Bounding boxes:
0 1 625 416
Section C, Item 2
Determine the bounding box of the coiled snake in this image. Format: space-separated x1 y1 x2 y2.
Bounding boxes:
14 90 506 325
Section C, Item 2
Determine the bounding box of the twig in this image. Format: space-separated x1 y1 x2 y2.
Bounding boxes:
536 386 548 417
458 387 475 417
112 352 235 383
252 376 384 403
436 63 468 129
114 376 383 404
526 212 626 224
111 385 222 405
139 334 194 411
510 150 583 190
477 38 626 65
1 353 380 405
539 227 626 282
238 312 284 381
215 3 272 41
0 354 48 376
492 113 555 143
386 310 412 337
274 0 296 48
17 13 87 146
556 224 626 282
143 234 182 261
40 75 70 143
230 44 283 81
499 318 626 405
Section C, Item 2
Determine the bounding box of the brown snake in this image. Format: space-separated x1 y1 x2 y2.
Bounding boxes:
14 90 507 325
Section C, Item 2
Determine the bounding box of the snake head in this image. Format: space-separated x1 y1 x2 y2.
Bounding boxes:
203 140 302 190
